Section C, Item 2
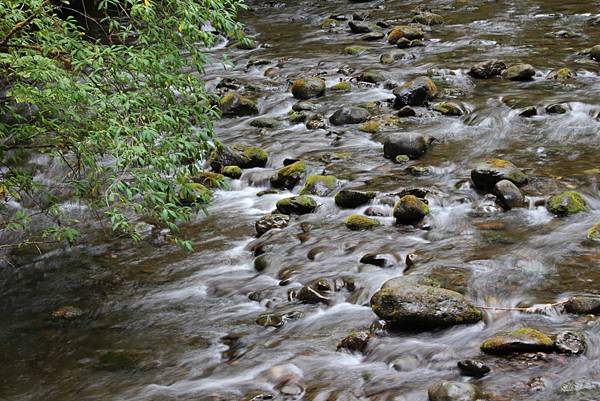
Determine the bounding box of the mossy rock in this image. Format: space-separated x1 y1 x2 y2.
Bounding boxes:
330 81 352 92
387 25 424 44
192 171 228 188
360 120 380 133
345 214 380 230
587 222 600 241
222 165 242 179
320 18 341 29
549 67 575 80
270 161 307 189
480 328 554 355
393 76 438 108
470 159 528 191
299 175 338 196
291 77 326 100
547 191 587 216
393 195 429 224
432 101 464 116
178 183 213 206
218 91 259 117
334 189 376 208
590 45 600 62
344 45 367 56
412 12 444 25
249 117 282 129
358 70 385 83
209 144 268 172
276 195 317 215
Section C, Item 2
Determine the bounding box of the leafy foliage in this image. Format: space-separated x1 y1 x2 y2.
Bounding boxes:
0 0 247 251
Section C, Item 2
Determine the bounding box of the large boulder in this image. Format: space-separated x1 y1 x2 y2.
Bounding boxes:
276 195 318 215
329 107 370 125
428 381 479 401
469 60 506 79
470 159 528 191
299 175 338 196
502 64 536 81
393 195 429 224
546 191 587 216
291 77 326 100
480 328 554 354
218 92 259 117
209 144 268 172
393 77 437 108
383 133 432 160
370 279 482 328
270 161 307 189
335 189 376 208
255 213 290 236
564 296 600 315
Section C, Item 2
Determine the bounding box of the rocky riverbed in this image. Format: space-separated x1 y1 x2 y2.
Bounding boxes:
2 0 600 400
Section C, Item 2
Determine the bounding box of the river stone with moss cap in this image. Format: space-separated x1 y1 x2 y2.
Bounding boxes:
428 381 479 401
502 63 536 81
546 191 587 216
480 328 554 354
192 171 227 188
330 81 351 92
393 77 438 108
591 45 600 62
276 195 317 215
587 222 600 241
270 161 307 189
218 91 259 117
300 175 338 196
470 159 528 191
329 107 370 125
255 213 290 236
222 165 242 179
291 77 326 100
383 133 432 160
209 144 268 172
393 195 429 224
335 189 376 208
345 214 380 230
433 101 464 116
387 25 424 44
370 280 482 328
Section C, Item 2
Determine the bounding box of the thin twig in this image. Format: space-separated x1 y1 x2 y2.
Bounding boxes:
0 0 54 47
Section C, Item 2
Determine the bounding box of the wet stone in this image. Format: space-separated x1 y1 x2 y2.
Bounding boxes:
329 107 370 125
255 213 290 236
364 206 389 217
256 313 284 328
393 195 429 225
276 195 317 215
360 253 394 268
519 106 537 117
471 159 528 191
337 331 371 353
457 359 491 378
480 328 554 355
393 76 437 108
546 103 569 114
296 278 335 304
546 191 587 216
494 179 526 210
555 330 586 354
51 306 84 321
348 20 372 33
565 296 600 315
334 189 376 208
428 381 479 401
383 132 432 160
502 63 536 81
291 77 326 99
469 60 506 79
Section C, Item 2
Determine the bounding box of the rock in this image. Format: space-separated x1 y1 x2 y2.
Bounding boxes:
480 328 554 355
270 161 307 189
397 106 417 117
412 12 444 25
337 331 370 353
335 189 376 208
276 195 318 215
502 64 536 81
329 107 370 125
192 171 227 188
519 106 537 117
297 278 335 304
470 159 528 191
591 45 600 61
546 191 587 216
361 32 385 41
178 183 212 206
494 179 526 210
330 81 352 92
359 120 380 133
546 103 569 114
222 165 242 179
358 70 385 83
383 133 432 160
393 195 429 224
345 214 380 230
291 77 326 100
457 360 491 378
549 67 575 80
587 222 600 241
370 280 482 328
395 155 410 164
256 313 284 328
555 330 586 354
344 45 367 55
255 213 290 236
349 20 372 33
360 253 394 268
218 92 259 117
209 144 268 172
469 60 506 79
380 50 410 64
393 77 438 108
299 175 338 196
395 37 411 48
387 25 424 44
292 100 320 112
428 381 479 401
364 206 388 217
432 102 464 116
564 296 600 315
51 306 84 321
249 117 281 129
320 18 341 29
559 379 600 398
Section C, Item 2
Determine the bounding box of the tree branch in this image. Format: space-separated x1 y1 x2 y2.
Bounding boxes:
0 0 54 47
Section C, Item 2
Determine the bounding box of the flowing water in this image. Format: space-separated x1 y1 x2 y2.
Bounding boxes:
2 0 600 400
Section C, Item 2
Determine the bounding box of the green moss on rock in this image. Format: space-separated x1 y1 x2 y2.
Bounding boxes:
345 214 380 230
192 171 227 188
587 222 600 241
276 195 317 215
178 183 213 206
344 45 367 56
270 160 307 189
300 175 338 196
480 328 554 355
359 120 380 133
393 195 429 224
330 81 352 92
218 91 259 117
222 165 242 179
547 191 587 216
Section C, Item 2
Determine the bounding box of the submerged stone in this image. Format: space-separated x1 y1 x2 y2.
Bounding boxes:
555 330 586 354
432 101 464 116
337 331 371 353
